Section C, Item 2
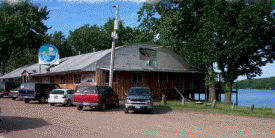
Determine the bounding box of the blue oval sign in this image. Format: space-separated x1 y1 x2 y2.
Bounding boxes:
38 44 59 64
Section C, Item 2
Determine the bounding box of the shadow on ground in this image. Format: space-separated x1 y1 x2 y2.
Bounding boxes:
0 116 51 134
79 101 173 115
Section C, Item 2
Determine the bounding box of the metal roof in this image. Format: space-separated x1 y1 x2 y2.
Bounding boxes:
0 44 206 79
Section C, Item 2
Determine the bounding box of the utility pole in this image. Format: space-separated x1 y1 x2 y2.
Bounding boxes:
109 5 119 88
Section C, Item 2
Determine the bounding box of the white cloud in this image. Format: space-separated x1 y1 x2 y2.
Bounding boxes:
145 0 160 4
1 0 26 4
53 0 146 4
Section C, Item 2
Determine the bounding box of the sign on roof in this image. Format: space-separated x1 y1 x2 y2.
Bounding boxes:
38 44 59 65
139 48 157 61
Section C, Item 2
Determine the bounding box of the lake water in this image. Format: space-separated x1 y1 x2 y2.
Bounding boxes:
194 89 275 108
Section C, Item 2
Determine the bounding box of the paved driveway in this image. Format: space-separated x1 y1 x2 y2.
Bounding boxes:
0 98 274 138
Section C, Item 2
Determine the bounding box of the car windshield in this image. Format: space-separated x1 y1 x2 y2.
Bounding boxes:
76 86 96 94
20 83 35 90
11 87 20 91
0 83 4 89
51 90 64 94
128 88 151 96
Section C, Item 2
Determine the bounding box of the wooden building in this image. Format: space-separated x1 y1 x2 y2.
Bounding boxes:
0 44 207 100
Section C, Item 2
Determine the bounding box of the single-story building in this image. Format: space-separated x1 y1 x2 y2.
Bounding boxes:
0 44 207 100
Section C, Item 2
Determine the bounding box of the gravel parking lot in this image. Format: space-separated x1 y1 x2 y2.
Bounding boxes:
0 98 275 138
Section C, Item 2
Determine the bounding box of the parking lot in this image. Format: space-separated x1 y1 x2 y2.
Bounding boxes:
0 97 275 138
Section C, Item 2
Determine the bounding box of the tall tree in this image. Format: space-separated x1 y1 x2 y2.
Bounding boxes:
67 24 106 54
138 0 217 102
138 0 275 104
0 1 50 75
213 0 275 103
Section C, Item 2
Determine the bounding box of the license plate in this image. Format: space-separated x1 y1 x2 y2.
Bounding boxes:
13 95 17 97
83 103 89 106
135 105 140 109
54 96 58 99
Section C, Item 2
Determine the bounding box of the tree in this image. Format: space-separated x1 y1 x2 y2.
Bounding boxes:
0 1 50 75
212 0 275 103
138 0 275 104
138 0 217 102
67 24 107 54
47 31 74 58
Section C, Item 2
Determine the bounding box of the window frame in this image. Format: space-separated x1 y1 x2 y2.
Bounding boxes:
159 72 168 83
132 72 143 83
61 75 66 84
74 74 81 84
105 71 117 83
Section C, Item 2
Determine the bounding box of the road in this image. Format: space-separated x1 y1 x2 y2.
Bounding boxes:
0 98 274 138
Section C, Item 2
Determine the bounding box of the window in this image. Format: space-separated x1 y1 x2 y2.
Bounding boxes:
176 75 184 83
51 90 64 94
61 75 66 84
105 71 109 83
74 74 81 84
76 86 96 93
23 76 29 83
67 90 74 94
50 76 55 83
105 71 117 83
132 72 142 83
159 72 168 83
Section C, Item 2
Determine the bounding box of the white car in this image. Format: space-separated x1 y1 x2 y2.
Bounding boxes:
48 89 74 106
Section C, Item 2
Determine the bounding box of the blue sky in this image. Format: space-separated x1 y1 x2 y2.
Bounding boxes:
4 0 275 80
31 0 146 36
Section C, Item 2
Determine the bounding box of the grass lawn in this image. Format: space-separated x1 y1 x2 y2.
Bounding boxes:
154 100 275 119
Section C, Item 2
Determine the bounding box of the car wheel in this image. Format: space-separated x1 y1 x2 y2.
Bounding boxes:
99 102 106 111
39 97 45 104
77 105 83 110
12 97 16 100
24 99 30 103
125 109 128 113
66 99 72 106
115 100 119 108
50 103 55 106
147 109 153 114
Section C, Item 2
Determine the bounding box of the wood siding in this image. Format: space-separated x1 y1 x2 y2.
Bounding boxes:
26 70 205 100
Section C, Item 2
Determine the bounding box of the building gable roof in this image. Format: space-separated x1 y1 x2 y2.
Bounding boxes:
0 44 206 79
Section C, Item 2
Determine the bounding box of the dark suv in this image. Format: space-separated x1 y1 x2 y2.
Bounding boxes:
72 85 119 111
19 83 60 104
125 87 154 113
0 82 21 97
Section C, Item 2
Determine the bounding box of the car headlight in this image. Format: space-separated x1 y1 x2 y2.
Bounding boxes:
145 100 152 103
126 99 131 104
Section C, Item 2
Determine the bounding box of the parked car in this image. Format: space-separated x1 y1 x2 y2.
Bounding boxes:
124 87 154 114
72 85 119 111
19 83 60 104
48 89 74 106
8 87 20 100
0 82 21 97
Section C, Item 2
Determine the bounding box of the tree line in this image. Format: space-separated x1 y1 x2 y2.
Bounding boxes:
1 0 275 104
235 77 275 90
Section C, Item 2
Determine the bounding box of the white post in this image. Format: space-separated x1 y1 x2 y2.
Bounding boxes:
109 5 119 88
232 103 235 110
182 98 185 105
